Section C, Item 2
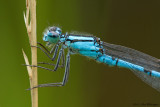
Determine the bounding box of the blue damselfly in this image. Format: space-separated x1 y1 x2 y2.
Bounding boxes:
25 26 160 92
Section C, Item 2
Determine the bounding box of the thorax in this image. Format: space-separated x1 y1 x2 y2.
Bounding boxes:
60 34 103 59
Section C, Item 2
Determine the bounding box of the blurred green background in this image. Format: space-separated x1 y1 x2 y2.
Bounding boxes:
1 0 160 107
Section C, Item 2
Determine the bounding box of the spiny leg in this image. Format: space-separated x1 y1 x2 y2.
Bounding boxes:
32 43 59 61
37 42 58 55
51 44 59 61
37 42 55 54
62 51 70 85
29 49 71 89
24 46 64 71
61 49 65 68
38 48 65 68
53 46 64 71
37 62 63 68
24 65 55 72
37 62 61 67
27 83 63 90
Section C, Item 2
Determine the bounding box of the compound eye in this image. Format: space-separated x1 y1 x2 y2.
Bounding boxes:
49 27 56 32
43 34 48 41
48 32 59 38
56 29 62 35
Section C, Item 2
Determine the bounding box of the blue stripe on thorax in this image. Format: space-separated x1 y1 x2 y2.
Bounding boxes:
70 42 99 51
68 35 94 41
63 35 95 50
63 35 102 59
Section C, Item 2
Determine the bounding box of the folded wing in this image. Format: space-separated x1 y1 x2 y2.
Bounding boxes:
102 42 160 92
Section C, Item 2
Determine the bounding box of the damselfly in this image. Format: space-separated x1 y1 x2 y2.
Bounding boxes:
26 26 160 92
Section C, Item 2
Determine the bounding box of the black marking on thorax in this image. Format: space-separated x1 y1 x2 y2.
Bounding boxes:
66 39 94 43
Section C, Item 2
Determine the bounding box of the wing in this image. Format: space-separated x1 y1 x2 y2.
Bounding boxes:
102 42 160 92
102 42 160 72
131 69 160 92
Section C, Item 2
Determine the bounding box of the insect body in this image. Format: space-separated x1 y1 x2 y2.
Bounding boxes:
27 26 160 92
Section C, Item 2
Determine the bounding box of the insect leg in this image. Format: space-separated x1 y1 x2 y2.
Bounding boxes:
53 46 63 71
23 45 65 71
38 48 65 68
23 64 55 72
51 44 59 61
37 42 55 54
32 43 59 61
27 49 70 89
61 49 65 68
62 50 70 85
